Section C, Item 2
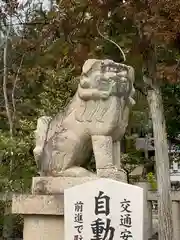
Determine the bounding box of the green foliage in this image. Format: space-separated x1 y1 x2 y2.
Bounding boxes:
147 172 157 190
162 82 180 138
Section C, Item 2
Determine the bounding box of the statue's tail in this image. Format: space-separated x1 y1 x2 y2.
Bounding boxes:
33 116 52 170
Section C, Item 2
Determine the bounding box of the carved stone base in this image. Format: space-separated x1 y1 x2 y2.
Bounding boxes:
32 167 127 195
32 176 98 195
12 174 127 240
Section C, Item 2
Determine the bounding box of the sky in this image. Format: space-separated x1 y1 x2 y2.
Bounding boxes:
0 0 52 35
18 0 51 10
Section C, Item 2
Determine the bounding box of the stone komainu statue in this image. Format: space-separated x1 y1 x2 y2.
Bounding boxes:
33 59 135 177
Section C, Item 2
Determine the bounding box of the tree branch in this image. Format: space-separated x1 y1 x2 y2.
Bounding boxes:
3 24 13 137
12 54 25 123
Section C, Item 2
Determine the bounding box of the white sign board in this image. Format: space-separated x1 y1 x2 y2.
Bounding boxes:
64 178 143 240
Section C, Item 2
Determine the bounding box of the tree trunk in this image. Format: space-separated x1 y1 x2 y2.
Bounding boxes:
147 84 173 240
136 14 173 239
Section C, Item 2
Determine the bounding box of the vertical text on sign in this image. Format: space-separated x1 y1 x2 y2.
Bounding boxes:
120 199 133 239
91 191 115 240
74 201 84 240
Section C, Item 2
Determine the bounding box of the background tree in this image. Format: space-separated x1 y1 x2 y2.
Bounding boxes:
1 0 180 237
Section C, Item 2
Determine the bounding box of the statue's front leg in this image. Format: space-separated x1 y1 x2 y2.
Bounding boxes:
92 135 127 182
91 135 114 176
113 141 121 169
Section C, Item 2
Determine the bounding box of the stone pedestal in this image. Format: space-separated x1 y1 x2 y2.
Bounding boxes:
12 173 126 240
12 194 64 240
11 177 96 240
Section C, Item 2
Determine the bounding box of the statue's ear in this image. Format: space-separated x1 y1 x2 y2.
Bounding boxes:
82 59 98 74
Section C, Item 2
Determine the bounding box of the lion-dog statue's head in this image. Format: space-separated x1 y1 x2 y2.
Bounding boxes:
75 59 135 138
78 59 135 103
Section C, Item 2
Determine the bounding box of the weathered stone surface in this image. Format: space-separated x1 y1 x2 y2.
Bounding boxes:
12 194 64 215
33 59 135 177
97 166 127 182
23 215 64 240
32 176 99 195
